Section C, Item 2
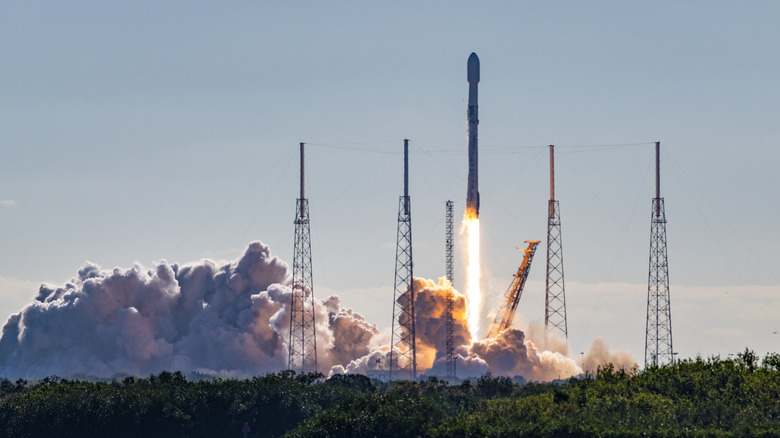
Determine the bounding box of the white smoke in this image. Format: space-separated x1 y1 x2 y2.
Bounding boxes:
582 337 637 373
469 328 581 381
525 320 569 356
318 297 380 371
0 241 635 382
330 277 584 381
330 277 637 381
410 277 471 369
330 346 392 375
0 242 378 379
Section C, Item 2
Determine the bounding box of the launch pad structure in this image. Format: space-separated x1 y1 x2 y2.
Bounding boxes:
289 143 318 373
645 141 674 367
487 241 540 339
280 54 674 380
390 139 417 380
545 145 568 341
445 200 455 379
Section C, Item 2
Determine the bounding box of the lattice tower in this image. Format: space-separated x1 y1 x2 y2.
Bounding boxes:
445 200 455 379
487 241 540 339
390 139 416 380
645 141 673 367
288 142 317 373
545 145 568 341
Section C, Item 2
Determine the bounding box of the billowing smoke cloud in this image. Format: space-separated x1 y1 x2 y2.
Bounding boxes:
410 277 471 369
331 277 638 381
582 338 637 373
330 277 481 377
525 320 569 356
331 277 582 381
0 242 378 379
0 241 635 382
330 346 392 376
319 297 380 370
469 328 580 381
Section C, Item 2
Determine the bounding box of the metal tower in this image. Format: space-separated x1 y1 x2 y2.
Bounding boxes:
288 142 317 373
446 200 454 285
487 241 540 339
545 145 568 341
390 139 416 380
645 141 673 367
445 200 455 379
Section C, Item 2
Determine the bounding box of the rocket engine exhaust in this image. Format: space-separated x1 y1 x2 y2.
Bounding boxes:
465 215 481 339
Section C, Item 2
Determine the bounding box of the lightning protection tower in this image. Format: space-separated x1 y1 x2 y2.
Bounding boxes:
289 142 317 373
545 145 568 341
390 139 416 380
645 141 673 367
445 200 455 379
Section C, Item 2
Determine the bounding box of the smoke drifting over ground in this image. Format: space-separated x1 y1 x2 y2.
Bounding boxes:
330 277 636 381
582 338 637 373
0 242 377 379
0 241 635 381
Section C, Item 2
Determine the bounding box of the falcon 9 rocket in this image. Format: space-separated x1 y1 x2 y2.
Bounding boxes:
466 52 480 218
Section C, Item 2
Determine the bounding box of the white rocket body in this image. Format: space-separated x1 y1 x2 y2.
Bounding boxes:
466 52 480 217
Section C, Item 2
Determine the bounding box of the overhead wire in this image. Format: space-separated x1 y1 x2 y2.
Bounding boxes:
560 153 646 253
663 148 779 335
242 150 296 241
171 137 699 356
665 149 778 285
605 161 652 280
305 139 655 156
168 146 297 255
556 152 651 351
308 149 396 291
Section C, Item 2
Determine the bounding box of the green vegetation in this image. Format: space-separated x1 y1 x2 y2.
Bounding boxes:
2 350 780 437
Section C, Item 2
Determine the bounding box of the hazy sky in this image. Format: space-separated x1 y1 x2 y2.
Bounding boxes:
2 1 779 365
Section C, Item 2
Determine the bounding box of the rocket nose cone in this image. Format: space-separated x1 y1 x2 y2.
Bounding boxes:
468 52 480 84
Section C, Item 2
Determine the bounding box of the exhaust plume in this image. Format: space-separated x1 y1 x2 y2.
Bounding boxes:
0 242 378 379
469 328 580 381
582 337 638 373
1 241 635 382
330 277 633 382
463 214 481 339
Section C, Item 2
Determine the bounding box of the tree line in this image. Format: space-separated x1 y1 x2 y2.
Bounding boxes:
2 350 780 437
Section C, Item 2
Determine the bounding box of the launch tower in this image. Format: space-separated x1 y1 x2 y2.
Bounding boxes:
288 142 318 373
445 200 455 379
390 139 416 380
645 141 674 367
487 241 540 339
545 145 568 341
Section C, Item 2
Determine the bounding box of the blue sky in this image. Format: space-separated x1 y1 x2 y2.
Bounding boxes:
2 1 779 364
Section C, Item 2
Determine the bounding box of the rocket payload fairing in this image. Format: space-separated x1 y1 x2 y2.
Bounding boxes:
466 52 480 218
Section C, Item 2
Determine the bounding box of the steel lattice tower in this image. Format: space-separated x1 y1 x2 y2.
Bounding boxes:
545 145 568 341
645 141 673 367
445 200 455 379
390 139 416 380
446 200 454 286
288 142 317 373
